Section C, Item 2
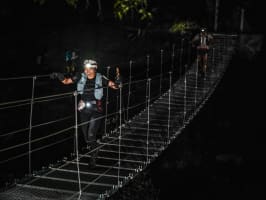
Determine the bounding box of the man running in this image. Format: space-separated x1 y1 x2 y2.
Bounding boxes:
51 59 121 167
192 28 213 77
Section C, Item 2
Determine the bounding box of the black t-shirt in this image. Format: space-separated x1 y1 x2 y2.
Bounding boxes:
73 73 108 101
83 77 97 101
192 33 213 47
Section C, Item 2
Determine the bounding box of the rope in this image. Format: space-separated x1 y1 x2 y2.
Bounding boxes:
0 136 72 164
104 66 110 136
0 126 74 153
118 83 122 187
28 76 36 175
146 55 150 79
0 95 73 111
0 72 164 111
146 78 151 162
0 74 51 81
159 49 163 96
179 39 184 75
74 92 82 198
0 116 73 138
0 91 73 108
126 60 133 121
167 72 172 143
194 59 199 106
184 65 187 123
171 43 176 72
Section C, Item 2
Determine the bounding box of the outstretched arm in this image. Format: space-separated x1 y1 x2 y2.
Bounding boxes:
62 78 73 85
103 67 122 90
50 72 78 85
108 80 119 89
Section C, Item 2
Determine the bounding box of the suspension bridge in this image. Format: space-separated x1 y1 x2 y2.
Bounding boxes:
0 34 237 200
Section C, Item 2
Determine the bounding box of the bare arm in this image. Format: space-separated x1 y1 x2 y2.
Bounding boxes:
62 78 74 85
103 67 121 90
108 80 119 89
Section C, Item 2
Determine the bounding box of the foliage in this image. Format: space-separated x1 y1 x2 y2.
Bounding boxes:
33 0 152 21
65 0 79 8
169 21 198 34
113 0 152 21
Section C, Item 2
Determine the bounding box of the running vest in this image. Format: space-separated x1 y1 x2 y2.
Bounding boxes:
77 73 103 100
200 35 207 46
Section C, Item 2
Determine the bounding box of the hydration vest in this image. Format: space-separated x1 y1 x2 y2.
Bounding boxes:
199 34 212 46
77 73 103 100
200 35 207 46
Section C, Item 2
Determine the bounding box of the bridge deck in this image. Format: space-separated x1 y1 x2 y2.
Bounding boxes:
0 35 237 200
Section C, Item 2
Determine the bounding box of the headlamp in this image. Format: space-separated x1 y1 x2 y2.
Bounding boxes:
85 63 97 69
84 59 98 69
85 102 92 108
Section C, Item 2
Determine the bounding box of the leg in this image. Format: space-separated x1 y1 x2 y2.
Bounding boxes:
88 110 103 143
79 111 91 146
198 54 204 77
196 54 201 73
87 109 103 168
203 53 208 74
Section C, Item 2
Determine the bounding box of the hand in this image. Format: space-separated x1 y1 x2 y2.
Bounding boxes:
57 73 65 81
50 72 58 80
50 72 65 81
108 80 119 90
78 100 85 111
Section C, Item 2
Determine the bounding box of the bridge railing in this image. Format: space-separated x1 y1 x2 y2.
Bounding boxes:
0 34 238 195
0 36 191 185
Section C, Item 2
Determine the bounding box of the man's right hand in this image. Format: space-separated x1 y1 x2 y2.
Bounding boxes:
50 72 65 81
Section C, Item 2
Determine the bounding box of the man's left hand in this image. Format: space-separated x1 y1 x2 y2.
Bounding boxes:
108 81 119 90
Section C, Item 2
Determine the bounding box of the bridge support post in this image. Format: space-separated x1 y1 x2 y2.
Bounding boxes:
212 48 215 73
104 66 110 136
171 43 175 73
183 65 187 124
146 55 150 79
74 91 82 198
187 40 191 67
117 82 123 187
146 78 151 163
214 0 220 32
28 76 36 176
194 59 198 107
146 55 150 108
116 95 119 129
179 39 184 76
240 8 245 33
159 50 163 96
167 72 172 144
126 61 132 122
